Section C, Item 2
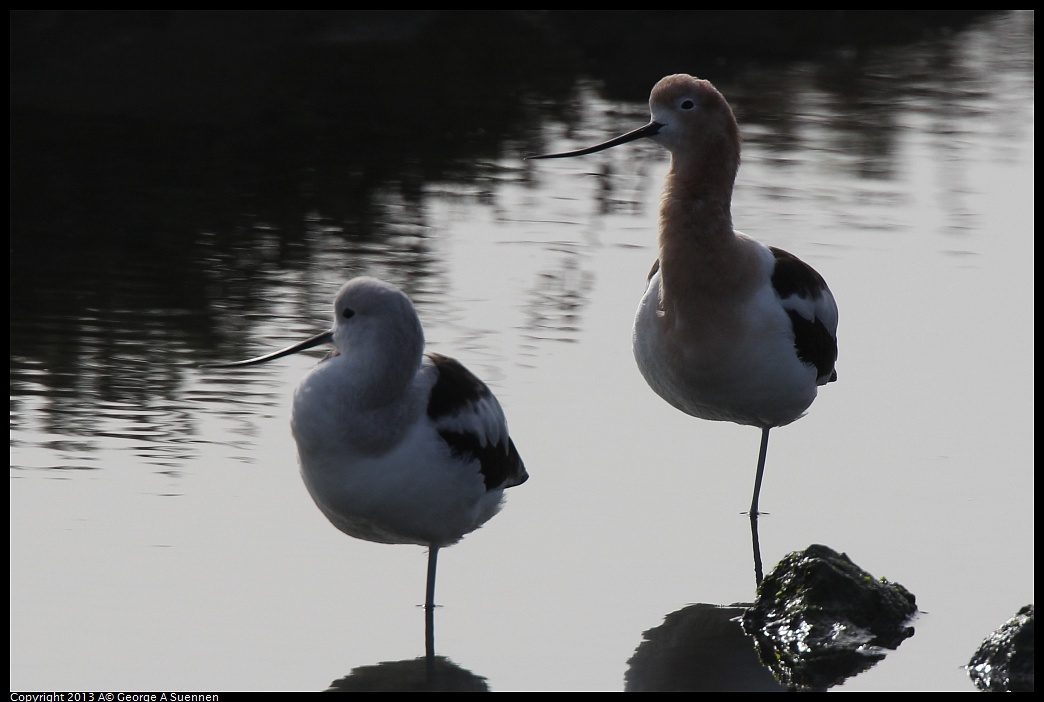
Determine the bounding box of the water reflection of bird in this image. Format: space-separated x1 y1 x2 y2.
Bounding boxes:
206 277 527 656
326 656 490 692
531 74 837 516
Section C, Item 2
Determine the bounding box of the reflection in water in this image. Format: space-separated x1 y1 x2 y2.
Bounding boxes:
627 537 918 691
522 257 595 347
627 543 921 691
749 515 765 587
9 11 577 476
625 603 785 691
10 12 1032 475
326 656 488 692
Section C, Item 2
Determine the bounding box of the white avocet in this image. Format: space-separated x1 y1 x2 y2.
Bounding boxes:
207 276 527 653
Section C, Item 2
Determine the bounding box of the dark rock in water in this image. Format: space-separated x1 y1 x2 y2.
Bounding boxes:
967 604 1034 692
742 544 918 691
625 602 786 691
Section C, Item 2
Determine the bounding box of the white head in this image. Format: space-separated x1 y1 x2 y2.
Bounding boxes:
205 276 425 388
329 277 425 373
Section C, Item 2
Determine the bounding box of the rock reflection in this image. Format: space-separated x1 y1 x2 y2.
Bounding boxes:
625 539 920 691
625 602 785 691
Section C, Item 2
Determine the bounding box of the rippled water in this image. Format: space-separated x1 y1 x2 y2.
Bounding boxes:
10 11 1034 691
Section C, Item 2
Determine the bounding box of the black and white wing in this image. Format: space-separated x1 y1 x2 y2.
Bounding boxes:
770 246 839 385
425 353 528 491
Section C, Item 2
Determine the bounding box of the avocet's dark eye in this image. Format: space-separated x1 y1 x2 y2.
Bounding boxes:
342 307 355 319
680 99 695 110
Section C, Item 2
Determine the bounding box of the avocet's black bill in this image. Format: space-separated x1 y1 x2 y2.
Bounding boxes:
526 121 663 159
203 329 334 368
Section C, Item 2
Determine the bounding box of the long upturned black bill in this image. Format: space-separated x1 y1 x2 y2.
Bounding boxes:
203 329 334 368
526 121 663 160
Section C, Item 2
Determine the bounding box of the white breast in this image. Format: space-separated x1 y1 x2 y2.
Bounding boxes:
633 267 820 429
291 357 506 547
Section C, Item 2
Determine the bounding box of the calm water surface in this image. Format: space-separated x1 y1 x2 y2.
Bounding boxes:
10 11 1033 691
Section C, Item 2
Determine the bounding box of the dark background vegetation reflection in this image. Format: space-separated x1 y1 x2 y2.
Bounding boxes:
10 10 1014 460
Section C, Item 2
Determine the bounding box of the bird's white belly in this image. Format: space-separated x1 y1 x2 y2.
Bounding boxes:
633 277 818 428
291 381 504 548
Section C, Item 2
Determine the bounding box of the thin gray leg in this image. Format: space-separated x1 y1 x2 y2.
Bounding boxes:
749 427 771 516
